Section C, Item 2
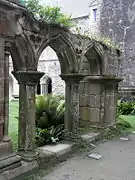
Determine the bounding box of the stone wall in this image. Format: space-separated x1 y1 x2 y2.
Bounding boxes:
100 0 135 92
72 0 135 96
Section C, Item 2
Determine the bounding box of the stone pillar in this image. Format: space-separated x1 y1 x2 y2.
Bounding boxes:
3 42 11 142
0 37 5 143
0 40 22 173
12 71 44 161
18 83 26 151
104 79 121 126
0 39 13 154
41 83 47 95
88 80 102 126
84 76 122 128
60 74 83 136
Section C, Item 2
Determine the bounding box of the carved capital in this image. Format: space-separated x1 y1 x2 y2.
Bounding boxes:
85 75 122 84
60 73 84 83
12 71 44 85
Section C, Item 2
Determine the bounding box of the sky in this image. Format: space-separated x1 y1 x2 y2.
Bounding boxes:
40 0 90 18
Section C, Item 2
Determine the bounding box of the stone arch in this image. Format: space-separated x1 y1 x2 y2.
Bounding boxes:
79 43 106 128
36 32 78 74
83 43 105 75
37 46 65 96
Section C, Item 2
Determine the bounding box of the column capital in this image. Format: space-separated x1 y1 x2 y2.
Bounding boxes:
12 71 44 85
85 75 122 84
60 73 84 83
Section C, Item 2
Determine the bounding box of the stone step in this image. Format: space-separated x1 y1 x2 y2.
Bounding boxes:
0 154 21 173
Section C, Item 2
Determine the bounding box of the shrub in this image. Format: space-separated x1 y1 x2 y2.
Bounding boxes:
117 101 135 115
35 94 65 129
35 124 64 147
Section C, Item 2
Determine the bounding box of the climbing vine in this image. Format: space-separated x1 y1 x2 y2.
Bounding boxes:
26 0 74 28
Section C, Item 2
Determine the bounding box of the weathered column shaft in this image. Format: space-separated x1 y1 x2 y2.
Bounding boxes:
18 83 27 151
104 83 116 126
61 74 83 136
104 82 119 126
25 85 36 151
3 44 10 142
65 82 80 134
0 37 5 142
12 71 44 161
88 81 101 126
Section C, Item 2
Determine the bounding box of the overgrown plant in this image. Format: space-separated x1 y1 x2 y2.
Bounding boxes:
35 124 64 147
35 94 65 129
26 0 74 28
72 26 121 51
117 101 135 115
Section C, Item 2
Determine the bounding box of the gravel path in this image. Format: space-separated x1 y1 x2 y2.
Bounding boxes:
43 134 135 180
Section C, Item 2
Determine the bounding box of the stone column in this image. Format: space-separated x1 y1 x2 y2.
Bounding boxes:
60 74 83 136
18 83 27 151
41 83 47 95
104 78 121 127
2 42 11 142
12 71 44 161
0 37 5 143
0 39 13 157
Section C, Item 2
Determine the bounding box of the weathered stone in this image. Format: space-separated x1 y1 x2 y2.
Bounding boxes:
0 161 39 180
89 108 101 123
0 154 21 173
80 107 90 121
79 95 89 107
0 0 121 175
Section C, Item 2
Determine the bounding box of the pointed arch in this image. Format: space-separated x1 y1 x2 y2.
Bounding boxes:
36 32 78 74
83 42 105 75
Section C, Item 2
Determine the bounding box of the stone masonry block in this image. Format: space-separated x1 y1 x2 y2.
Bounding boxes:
88 83 101 95
109 65 117 76
80 95 89 107
89 108 100 123
80 107 89 121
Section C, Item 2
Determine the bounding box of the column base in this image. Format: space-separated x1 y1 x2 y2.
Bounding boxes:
0 153 21 173
0 141 21 173
17 151 39 162
0 141 13 157
64 131 80 142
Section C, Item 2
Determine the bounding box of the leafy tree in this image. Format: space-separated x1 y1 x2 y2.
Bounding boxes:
26 0 74 28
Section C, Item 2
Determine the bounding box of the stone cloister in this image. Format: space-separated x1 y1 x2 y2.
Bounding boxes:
0 0 121 172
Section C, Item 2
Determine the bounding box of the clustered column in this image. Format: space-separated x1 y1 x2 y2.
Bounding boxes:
60 74 83 137
12 71 44 161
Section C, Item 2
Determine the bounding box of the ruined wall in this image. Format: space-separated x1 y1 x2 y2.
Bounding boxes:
100 0 135 92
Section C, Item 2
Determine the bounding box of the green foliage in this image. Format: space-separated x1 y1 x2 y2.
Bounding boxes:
35 124 64 147
72 27 121 51
117 117 132 130
26 0 74 28
117 101 135 115
35 94 65 129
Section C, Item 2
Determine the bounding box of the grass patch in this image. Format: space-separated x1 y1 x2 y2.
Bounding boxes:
9 100 19 151
8 100 135 150
120 115 135 130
